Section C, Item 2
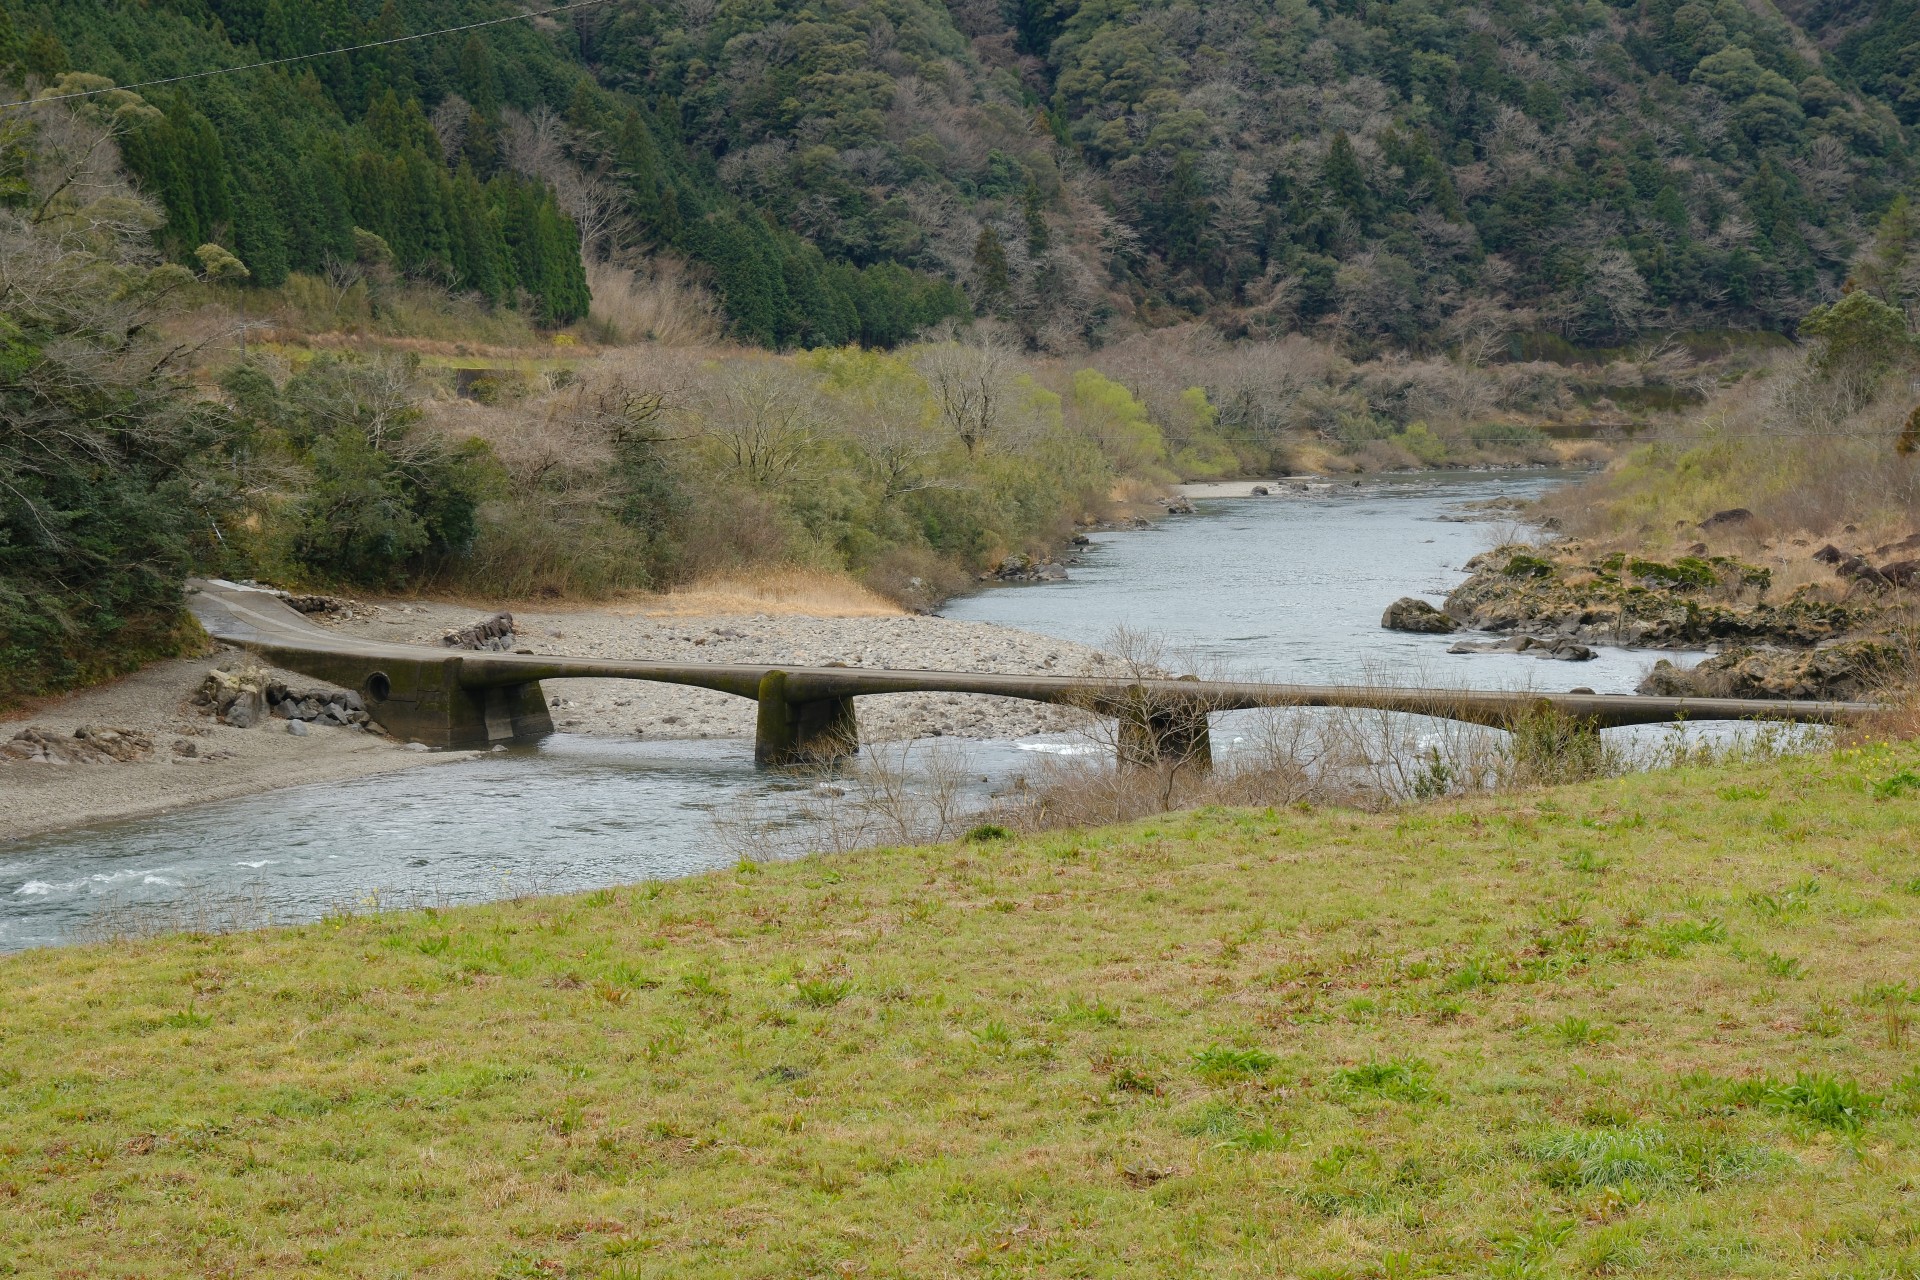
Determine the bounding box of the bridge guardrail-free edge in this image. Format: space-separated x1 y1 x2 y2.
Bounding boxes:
186 579 1875 767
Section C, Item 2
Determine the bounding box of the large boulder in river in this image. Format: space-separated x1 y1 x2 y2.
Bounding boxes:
1448 635 1596 661
1382 597 1458 634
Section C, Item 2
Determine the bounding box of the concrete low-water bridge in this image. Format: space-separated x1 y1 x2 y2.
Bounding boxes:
188 579 1871 769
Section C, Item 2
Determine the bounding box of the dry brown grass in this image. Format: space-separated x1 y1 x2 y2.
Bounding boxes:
1552 438 1614 467
623 567 907 618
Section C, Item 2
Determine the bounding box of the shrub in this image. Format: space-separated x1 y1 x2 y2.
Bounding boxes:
1469 421 1547 451
1626 557 1718 590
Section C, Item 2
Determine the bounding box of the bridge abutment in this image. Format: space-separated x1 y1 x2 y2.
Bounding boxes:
260 649 556 749
754 670 860 767
366 671 554 749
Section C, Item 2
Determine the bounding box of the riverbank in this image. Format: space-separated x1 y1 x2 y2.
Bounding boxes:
1 590 1110 844
4 742 1918 1274
0 656 481 844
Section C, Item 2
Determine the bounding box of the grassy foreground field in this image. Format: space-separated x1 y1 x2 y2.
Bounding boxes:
7 748 1920 1278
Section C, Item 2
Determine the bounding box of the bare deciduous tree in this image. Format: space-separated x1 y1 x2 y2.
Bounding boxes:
840 377 950 502
696 360 826 486
914 333 1019 457
428 94 471 164
501 106 627 263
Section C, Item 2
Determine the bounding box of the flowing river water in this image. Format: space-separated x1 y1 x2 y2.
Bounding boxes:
0 470 1710 951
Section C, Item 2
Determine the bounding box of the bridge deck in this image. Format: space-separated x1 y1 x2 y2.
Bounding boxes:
187 578 1874 759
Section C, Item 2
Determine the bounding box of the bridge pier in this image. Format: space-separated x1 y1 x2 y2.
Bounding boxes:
1116 700 1213 771
754 670 860 767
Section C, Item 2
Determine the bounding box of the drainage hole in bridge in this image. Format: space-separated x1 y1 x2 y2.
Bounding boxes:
366 671 391 701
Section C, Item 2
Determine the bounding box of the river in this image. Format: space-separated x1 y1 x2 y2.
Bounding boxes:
0 470 1703 951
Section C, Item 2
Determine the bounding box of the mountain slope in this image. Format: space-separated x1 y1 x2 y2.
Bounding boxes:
2 0 1912 349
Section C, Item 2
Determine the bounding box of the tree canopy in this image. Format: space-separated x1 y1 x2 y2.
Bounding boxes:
9 0 1920 350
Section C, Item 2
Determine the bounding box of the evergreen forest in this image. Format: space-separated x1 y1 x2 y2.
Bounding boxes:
9 0 1920 349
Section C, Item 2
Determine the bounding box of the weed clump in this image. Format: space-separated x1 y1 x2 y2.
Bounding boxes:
1190 1046 1278 1081
794 978 852 1008
1334 1057 1436 1103
1729 1073 1879 1132
1530 1125 1680 1190
1873 769 1920 799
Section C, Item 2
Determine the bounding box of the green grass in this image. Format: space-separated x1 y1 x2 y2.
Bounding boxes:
6 744 1920 1276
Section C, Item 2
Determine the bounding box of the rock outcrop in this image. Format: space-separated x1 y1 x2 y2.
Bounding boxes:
1442 546 1861 649
1637 638 1901 701
1381 597 1457 634
2 726 154 764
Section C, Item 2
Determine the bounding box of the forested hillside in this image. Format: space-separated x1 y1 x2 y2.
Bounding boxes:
3 0 1916 352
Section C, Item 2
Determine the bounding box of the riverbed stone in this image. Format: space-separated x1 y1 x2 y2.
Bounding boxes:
1699 508 1755 530
287 720 309 737
263 680 371 726
1881 559 1920 587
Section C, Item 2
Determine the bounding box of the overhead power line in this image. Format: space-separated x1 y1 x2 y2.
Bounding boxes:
4 0 617 110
